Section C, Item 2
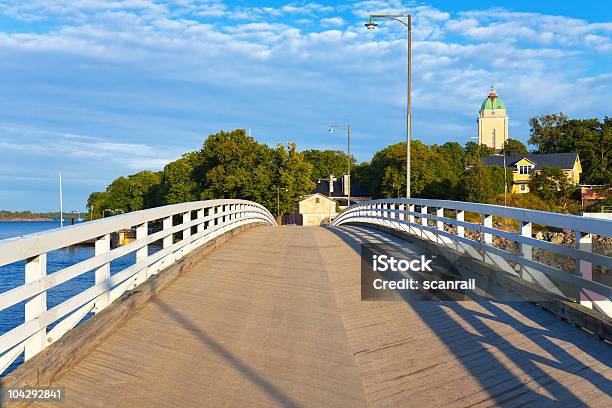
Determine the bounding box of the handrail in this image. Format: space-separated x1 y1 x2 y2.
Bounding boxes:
0 199 276 375
331 198 612 318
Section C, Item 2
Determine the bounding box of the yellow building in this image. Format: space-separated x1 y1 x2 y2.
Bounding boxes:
482 152 582 194
478 87 508 151
297 193 338 226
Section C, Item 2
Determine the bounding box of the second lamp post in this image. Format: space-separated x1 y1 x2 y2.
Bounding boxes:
366 13 412 198
329 124 351 206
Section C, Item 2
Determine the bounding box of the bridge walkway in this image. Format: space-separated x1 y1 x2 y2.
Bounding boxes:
34 226 611 407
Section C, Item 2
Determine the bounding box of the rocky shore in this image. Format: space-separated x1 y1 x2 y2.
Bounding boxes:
0 218 53 222
425 222 611 278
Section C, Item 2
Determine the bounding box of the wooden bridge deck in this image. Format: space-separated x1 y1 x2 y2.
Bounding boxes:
35 226 611 408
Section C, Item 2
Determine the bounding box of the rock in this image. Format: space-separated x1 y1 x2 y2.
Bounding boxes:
535 231 544 240
551 235 564 244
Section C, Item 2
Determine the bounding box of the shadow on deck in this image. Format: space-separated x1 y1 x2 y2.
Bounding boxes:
328 225 612 407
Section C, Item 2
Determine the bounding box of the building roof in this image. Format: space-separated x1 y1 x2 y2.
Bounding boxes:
480 87 505 111
481 152 579 170
298 193 336 204
312 178 370 198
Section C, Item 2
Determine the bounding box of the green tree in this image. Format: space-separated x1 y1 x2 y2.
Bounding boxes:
198 129 276 209
382 166 403 198
440 142 465 173
159 152 201 204
459 164 512 203
273 143 315 218
529 113 611 183
302 149 354 181
364 140 465 199
504 138 528 155
529 165 571 204
464 142 494 166
351 161 371 194
106 171 162 212
86 191 109 219
528 113 568 153
367 142 407 197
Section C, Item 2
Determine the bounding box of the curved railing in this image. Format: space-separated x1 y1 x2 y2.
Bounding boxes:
0 200 276 374
331 198 612 317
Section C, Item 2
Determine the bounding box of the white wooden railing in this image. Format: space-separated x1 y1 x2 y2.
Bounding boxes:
331 198 612 317
0 200 276 375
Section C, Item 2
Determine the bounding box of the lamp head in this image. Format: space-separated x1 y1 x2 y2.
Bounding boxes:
365 18 378 30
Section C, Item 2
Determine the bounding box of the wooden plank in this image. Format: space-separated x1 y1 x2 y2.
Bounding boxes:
0 223 267 404
2 225 609 408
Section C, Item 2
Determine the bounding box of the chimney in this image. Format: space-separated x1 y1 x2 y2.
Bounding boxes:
343 174 350 196
329 175 334 195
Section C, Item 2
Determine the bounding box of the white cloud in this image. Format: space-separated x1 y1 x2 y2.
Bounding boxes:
0 127 181 172
0 0 610 210
320 17 345 27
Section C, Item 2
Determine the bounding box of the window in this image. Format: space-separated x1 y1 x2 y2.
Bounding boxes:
315 198 320 204
518 165 532 175
520 184 526 192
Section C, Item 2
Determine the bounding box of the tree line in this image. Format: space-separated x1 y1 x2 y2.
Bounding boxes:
87 129 314 219
87 113 610 218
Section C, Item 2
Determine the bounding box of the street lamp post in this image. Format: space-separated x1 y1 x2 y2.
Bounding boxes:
328 124 351 206
366 14 412 198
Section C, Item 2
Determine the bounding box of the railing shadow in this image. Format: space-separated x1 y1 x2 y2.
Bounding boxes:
328 224 612 406
148 296 301 408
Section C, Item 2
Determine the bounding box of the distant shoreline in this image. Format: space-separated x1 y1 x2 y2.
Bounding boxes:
0 218 54 222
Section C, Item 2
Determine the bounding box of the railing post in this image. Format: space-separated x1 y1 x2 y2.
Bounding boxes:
24 253 47 360
420 206 428 226
163 216 173 248
183 211 191 241
576 231 593 308
482 214 493 244
197 208 205 235
398 203 405 230
135 222 148 285
420 205 428 239
436 207 444 243
408 204 415 234
456 210 465 238
456 210 465 252
520 221 533 282
178 211 191 258
482 214 493 263
94 234 111 313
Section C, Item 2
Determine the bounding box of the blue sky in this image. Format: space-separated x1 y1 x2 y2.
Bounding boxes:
0 0 610 212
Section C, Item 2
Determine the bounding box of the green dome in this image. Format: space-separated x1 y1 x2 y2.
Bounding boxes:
481 87 505 110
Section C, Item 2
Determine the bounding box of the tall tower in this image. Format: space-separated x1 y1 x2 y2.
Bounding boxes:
477 86 508 151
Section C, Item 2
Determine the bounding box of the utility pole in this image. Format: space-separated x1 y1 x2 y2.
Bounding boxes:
502 139 508 206
347 124 351 205
366 14 412 198
329 124 351 206
59 172 64 228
